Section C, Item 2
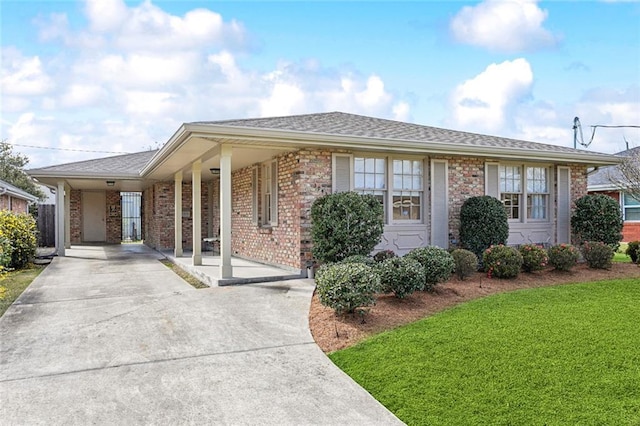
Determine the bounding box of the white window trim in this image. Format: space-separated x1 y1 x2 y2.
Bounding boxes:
622 192 640 222
391 158 425 224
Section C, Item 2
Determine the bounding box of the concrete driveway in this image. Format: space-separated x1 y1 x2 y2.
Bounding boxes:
0 245 402 425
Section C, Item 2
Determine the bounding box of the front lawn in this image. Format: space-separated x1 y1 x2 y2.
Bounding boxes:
330 278 640 425
0 265 44 317
615 242 631 263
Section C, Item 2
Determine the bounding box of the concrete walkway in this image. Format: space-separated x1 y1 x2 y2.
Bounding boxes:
0 244 402 425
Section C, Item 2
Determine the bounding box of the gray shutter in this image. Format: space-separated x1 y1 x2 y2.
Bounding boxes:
333 155 352 193
251 167 258 225
557 167 570 244
431 160 449 248
270 160 278 225
485 163 500 198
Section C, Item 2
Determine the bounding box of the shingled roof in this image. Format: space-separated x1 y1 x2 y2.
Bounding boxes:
588 146 640 188
28 150 158 177
192 111 601 156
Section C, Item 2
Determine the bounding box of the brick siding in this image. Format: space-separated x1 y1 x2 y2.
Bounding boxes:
0 195 29 213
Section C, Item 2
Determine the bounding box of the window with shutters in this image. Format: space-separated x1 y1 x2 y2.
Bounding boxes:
496 164 549 221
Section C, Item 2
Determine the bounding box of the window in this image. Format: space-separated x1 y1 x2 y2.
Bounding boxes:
498 165 549 221
392 159 423 221
623 193 640 221
354 157 386 209
526 167 548 220
253 160 278 227
500 165 521 219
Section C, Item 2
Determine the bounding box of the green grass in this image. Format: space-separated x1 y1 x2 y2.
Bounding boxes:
160 259 209 289
0 265 45 317
615 243 631 263
330 279 640 425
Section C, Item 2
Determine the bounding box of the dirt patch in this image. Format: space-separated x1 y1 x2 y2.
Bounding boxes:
309 263 640 353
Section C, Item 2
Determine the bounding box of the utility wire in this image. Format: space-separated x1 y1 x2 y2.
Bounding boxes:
4 141 131 154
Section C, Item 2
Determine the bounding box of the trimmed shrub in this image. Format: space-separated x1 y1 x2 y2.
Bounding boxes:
581 241 614 270
548 244 580 271
451 249 478 280
315 262 381 315
571 194 623 250
405 246 455 291
625 241 640 264
339 254 376 267
311 192 384 264
373 250 397 263
483 245 523 279
519 244 548 273
0 211 37 270
377 257 425 298
460 196 509 261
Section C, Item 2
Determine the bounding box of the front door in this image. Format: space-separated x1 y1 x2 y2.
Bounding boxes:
83 191 106 242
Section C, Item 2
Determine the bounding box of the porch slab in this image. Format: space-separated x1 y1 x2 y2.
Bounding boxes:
162 250 303 286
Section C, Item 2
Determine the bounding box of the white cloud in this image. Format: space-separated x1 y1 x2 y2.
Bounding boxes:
450 0 559 52
0 49 54 96
61 84 106 108
450 58 533 132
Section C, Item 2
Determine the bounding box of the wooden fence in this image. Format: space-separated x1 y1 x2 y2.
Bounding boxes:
36 204 55 247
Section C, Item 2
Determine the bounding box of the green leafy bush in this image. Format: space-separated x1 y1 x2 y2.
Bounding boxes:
377 257 425 298
451 249 478 280
581 241 614 270
571 194 623 250
339 254 376 266
0 235 13 277
373 250 396 263
519 244 548 272
405 246 455 291
483 245 523 279
460 196 509 261
0 211 37 269
311 192 384 264
625 241 640 264
315 262 381 315
548 244 580 271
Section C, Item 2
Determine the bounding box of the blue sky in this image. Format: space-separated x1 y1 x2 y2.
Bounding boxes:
2 0 639 168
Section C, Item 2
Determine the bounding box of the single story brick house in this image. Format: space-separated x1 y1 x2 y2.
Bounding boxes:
0 179 38 213
28 112 618 278
587 147 640 242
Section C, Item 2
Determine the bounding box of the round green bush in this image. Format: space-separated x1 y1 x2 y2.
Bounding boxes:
0 235 13 276
460 196 509 261
339 254 376 266
315 262 381 315
483 245 523 279
548 244 580 271
581 241 614 270
0 211 37 269
405 246 455 291
373 250 397 263
625 241 640 264
451 249 478 280
377 257 425 298
571 194 623 250
311 192 384 264
519 244 548 272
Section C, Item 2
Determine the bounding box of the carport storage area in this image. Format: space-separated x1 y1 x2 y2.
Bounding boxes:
0 244 402 425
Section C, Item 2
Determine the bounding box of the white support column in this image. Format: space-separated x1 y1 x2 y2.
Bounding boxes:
174 171 183 257
220 144 233 278
192 160 202 266
56 180 65 257
64 184 71 249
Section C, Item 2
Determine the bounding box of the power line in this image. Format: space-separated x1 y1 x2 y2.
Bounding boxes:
4 141 131 154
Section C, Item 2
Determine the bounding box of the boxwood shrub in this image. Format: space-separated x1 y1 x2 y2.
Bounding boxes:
483 245 523 279
625 241 640 264
571 194 623 250
377 257 425 298
311 192 384 263
373 249 396 263
315 262 381 315
519 244 548 272
548 244 580 271
451 249 478 280
459 196 509 261
405 246 455 291
339 254 376 267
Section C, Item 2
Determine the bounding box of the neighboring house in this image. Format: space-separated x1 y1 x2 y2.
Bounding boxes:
588 146 640 242
0 179 38 214
28 112 618 277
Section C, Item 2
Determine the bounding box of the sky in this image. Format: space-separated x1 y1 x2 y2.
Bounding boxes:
1 0 639 169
